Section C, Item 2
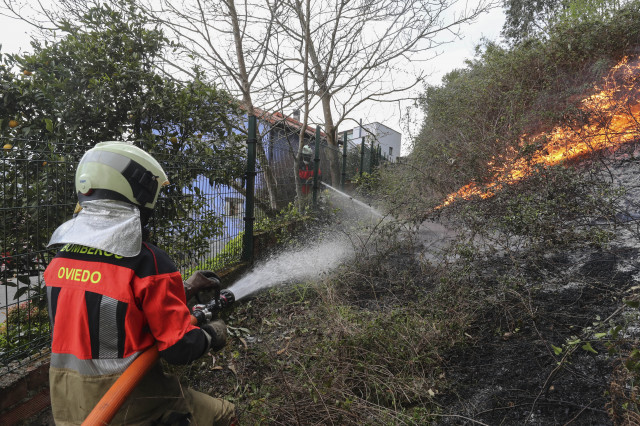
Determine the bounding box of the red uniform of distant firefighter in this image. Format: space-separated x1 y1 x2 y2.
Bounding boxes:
44 141 236 425
298 145 321 195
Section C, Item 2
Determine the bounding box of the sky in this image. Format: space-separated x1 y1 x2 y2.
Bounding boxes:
0 3 506 155
354 5 507 153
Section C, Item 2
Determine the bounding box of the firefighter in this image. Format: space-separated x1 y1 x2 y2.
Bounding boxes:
298 145 320 195
44 141 236 425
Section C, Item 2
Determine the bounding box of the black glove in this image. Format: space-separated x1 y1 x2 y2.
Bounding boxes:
201 320 228 352
184 270 221 301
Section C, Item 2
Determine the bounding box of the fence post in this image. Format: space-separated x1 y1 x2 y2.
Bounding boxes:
242 115 257 262
312 126 321 208
369 139 374 173
341 131 347 190
359 119 365 177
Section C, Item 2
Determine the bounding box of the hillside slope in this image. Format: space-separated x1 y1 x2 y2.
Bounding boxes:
433 154 640 424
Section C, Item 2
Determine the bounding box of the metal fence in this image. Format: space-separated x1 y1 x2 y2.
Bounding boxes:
253 124 339 214
252 121 390 211
0 120 392 375
343 134 392 178
0 136 247 374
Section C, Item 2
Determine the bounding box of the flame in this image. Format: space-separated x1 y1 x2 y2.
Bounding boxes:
439 56 640 208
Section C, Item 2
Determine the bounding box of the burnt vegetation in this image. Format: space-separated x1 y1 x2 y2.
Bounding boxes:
165 2 640 425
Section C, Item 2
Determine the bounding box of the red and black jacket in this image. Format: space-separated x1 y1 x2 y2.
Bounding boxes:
45 242 208 373
298 163 321 181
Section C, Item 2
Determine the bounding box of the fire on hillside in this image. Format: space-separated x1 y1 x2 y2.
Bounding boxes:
439 56 640 208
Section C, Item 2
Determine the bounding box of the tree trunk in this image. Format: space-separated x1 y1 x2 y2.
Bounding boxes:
227 0 280 213
319 94 341 186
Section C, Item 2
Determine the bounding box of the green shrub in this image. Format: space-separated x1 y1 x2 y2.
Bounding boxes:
184 233 244 278
405 1 640 211
0 301 50 353
351 171 381 197
451 164 617 251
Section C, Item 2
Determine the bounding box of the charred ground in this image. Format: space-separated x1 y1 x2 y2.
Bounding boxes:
437 246 638 424
167 155 640 425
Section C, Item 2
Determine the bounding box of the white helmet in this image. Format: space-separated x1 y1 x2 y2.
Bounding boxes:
302 145 313 163
75 141 169 211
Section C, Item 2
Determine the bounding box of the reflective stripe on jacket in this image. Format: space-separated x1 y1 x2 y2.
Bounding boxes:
44 242 209 424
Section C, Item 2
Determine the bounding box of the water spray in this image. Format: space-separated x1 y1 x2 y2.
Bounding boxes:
226 234 354 301
320 181 383 218
224 184 394 301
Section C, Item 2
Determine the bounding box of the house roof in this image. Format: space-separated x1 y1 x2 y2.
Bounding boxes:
253 107 327 139
338 121 401 136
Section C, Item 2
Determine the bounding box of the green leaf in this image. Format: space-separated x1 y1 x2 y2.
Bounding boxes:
14 285 31 299
624 299 640 309
611 325 622 339
551 344 563 355
581 342 598 354
45 118 53 132
594 332 607 339
17 275 30 285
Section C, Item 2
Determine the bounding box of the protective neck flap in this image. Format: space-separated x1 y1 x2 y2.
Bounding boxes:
47 200 143 257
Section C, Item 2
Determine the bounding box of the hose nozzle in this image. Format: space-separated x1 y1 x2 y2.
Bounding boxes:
192 289 236 325
219 289 235 307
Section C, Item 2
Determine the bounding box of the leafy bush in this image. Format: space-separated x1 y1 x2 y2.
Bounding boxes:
404 1 640 212
351 171 381 197
184 233 244 278
547 0 640 66
450 165 618 251
0 301 50 354
255 203 311 240
0 1 244 283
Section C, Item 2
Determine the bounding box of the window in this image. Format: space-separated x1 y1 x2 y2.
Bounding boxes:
389 147 393 156
225 197 244 216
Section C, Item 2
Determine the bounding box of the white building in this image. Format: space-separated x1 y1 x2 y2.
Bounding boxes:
339 122 402 162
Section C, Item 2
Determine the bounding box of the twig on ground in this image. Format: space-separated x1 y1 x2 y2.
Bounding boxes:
525 305 624 424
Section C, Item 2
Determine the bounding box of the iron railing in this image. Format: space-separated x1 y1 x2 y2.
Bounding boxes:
0 136 247 374
0 120 393 374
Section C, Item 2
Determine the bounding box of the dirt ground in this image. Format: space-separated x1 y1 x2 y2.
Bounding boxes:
17 244 640 425
438 259 624 423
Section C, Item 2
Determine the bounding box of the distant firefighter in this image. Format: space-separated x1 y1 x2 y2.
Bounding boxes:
298 145 320 195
